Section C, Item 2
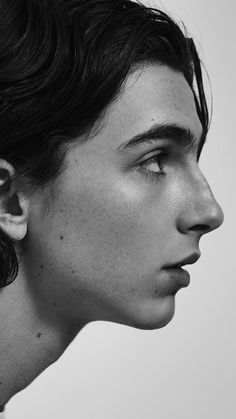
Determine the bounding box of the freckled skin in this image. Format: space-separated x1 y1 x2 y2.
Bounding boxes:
25 64 223 331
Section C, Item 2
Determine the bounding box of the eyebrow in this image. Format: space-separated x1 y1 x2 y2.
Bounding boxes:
115 122 206 156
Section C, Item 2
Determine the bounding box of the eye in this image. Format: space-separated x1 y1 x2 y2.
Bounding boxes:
136 153 168 182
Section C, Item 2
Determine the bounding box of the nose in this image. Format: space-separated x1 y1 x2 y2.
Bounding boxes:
177 170 224 236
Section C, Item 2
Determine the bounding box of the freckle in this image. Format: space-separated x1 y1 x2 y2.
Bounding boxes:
155 290 159 294
0 382 2 385
53 302 57 306
40 264 44 269
37 333 42 338
60 235 64 240
72 270 75 274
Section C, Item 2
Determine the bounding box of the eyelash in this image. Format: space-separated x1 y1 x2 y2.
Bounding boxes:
137 153 168 181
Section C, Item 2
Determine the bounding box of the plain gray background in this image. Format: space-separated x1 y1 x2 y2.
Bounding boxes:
7 1 235 418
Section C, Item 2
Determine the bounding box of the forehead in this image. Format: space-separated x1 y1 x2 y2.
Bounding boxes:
98 64 203 152
66 64 203 169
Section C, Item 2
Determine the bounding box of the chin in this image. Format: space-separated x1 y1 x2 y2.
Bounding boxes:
119 295 176 331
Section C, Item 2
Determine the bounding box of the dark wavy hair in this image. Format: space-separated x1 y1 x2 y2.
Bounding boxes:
0 0 209 287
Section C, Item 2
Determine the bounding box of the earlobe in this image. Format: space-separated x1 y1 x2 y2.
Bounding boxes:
0 160 30 242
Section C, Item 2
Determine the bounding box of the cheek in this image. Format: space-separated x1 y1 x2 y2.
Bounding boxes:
57 180 145 263
54 176 172 280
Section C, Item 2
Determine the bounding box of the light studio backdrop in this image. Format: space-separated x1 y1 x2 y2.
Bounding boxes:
7 1 235 418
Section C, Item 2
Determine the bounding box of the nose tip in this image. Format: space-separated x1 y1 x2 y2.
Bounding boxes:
178 183 224 236
197 194 224 235
209 200 224 231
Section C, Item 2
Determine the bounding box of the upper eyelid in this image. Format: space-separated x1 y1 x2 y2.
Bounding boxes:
139 144 200 166
139 144 179 161
130 133 201 163
138 151 170 171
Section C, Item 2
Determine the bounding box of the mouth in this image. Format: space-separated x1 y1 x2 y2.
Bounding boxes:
161 252 201 294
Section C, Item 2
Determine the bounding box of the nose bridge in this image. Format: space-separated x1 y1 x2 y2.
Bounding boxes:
178 167 224 234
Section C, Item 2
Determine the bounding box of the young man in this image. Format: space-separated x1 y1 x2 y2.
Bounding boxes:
0 0 224 413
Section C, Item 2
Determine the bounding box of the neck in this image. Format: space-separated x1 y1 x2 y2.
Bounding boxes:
0 265 85 405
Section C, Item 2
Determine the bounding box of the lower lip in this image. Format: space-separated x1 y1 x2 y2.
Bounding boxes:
163 268 190 293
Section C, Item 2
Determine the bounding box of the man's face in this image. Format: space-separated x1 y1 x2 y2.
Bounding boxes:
28 64 223 330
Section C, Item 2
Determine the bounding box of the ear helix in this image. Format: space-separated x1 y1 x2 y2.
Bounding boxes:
0 168 11 193
0 169 19 288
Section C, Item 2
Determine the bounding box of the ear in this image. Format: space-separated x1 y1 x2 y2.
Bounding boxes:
0 160 30 241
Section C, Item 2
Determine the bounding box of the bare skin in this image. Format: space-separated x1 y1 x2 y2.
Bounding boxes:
0 64 224 405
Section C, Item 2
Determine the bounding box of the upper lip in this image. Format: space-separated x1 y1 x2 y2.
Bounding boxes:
164 252 201 269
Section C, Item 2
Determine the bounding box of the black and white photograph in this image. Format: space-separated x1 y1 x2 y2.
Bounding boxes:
0 1 234 418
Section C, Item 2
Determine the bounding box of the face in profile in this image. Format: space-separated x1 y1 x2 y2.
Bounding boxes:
25 63 224 331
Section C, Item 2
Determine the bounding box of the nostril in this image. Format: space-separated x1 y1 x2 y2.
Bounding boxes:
191 224 209 233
